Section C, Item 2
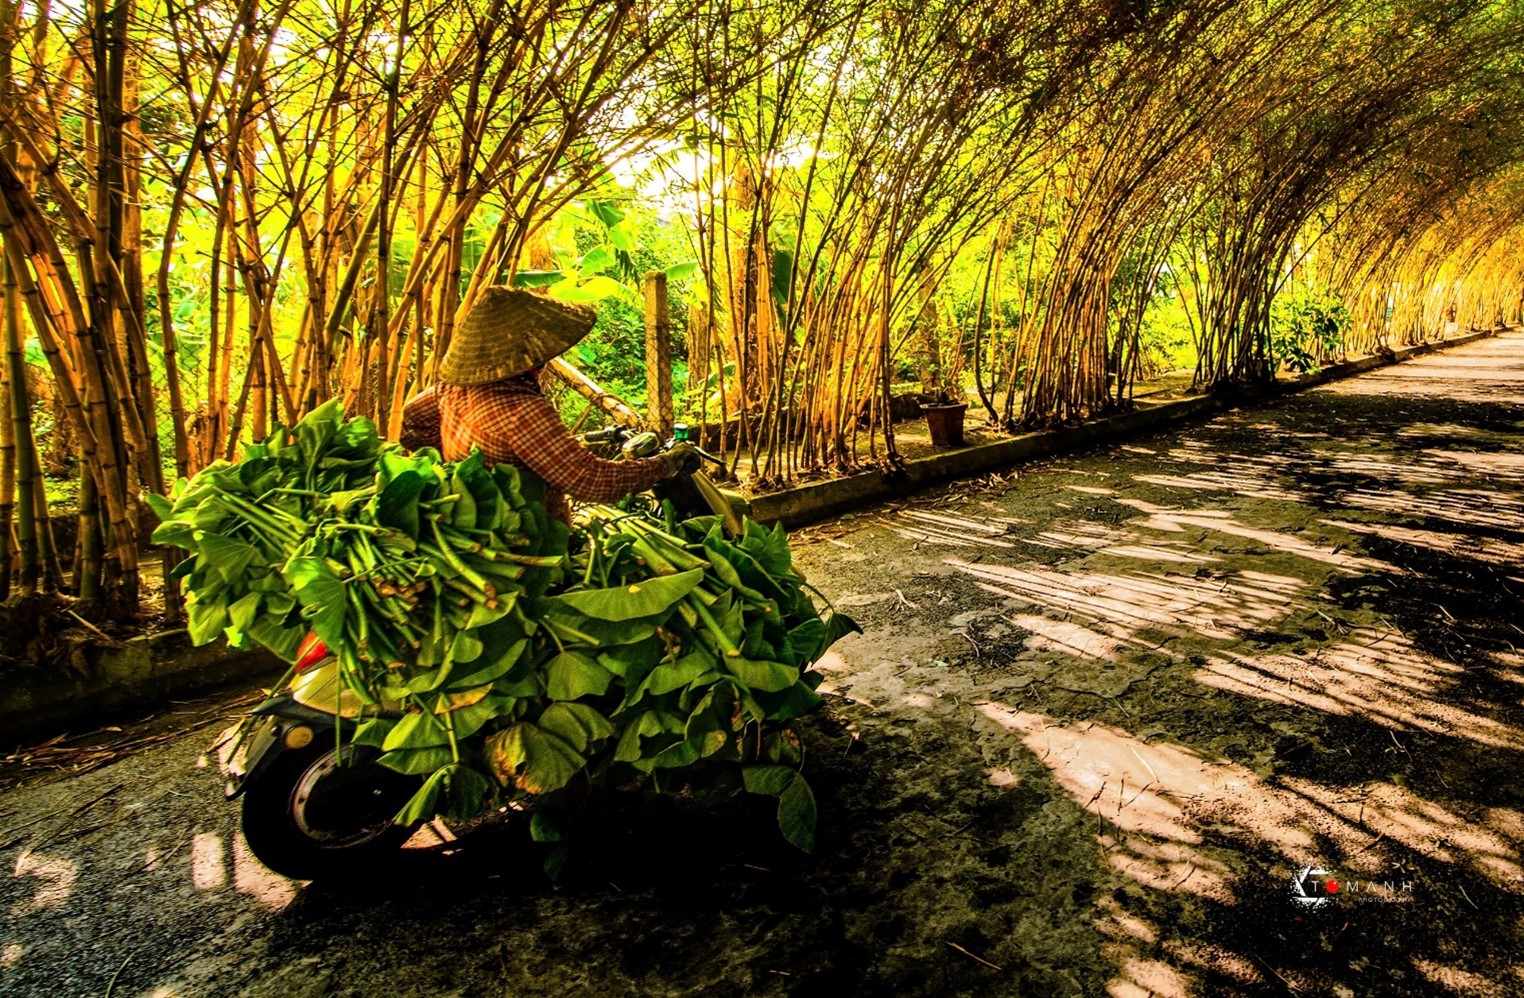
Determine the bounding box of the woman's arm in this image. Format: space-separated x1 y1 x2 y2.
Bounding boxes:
475 387 671 502
398 385 443 450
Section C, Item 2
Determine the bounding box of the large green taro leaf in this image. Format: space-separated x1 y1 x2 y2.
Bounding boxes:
450 628 484 664
741 520 794 577
721 656 799 693
447 636 529 690
186 594 228 645
485 721 585 795
537 599 665 646
537 702 615 751
282 556 348 645
454 451 502 530
383 710 451 752
544 651 614 700
197 532 259 583
378 745 454 775
450 474 478 530
612 709 684 763
245 614 304 662
379 448 442 488
295 398 344 467
331 414 380 458
228 592 262 632
683 683 738 759
634 651 717 698
375 469 432 537
816 610 862 657
784 618 825 666
150 518 197 551
752 680 822 721
548 568 704 621
743 765 817 853
394 767 449 826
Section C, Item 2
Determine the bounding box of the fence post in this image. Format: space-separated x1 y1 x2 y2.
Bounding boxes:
644 271 673 437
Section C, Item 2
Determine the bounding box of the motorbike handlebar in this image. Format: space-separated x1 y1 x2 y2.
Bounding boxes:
579 423 725 471
690 444 724 466
579 425 630 445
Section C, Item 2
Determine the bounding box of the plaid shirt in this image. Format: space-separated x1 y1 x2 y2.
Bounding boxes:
399 378 668 522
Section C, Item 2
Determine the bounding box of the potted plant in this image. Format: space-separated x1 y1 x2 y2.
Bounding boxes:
919 315 969 447
921 392 968 447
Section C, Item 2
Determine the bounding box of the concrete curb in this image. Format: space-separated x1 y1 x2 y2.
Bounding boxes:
2 631 284 745
749 325 1507 529
1 324 1504 745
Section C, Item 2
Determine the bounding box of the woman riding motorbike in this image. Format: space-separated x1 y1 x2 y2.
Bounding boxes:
397 287 699 518
225 288 714 879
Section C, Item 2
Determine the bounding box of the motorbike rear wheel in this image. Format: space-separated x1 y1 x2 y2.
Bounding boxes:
241 742 419 880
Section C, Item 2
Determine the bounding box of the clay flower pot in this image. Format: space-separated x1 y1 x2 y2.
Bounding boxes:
922 401 968 447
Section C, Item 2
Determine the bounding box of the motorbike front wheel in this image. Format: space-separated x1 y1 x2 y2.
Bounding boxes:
241 741 420 880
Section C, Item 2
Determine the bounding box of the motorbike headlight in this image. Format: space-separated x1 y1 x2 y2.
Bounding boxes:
283 724 315 750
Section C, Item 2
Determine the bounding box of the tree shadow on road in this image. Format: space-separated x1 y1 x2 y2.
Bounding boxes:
917 380 1524 996
244 377 1524 998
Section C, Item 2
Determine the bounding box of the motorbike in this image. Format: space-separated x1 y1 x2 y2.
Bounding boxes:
222 422 747 880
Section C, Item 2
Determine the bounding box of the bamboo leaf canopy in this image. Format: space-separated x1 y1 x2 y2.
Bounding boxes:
1 0 1523 618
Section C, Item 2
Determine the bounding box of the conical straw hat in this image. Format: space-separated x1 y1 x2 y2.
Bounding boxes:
438 287 596 386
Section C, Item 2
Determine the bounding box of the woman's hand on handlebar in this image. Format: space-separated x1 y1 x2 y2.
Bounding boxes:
579 425 629 445
661 442 702 476
580 424 713 475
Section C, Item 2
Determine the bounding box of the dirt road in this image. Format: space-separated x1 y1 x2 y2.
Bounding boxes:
5 332 1524 997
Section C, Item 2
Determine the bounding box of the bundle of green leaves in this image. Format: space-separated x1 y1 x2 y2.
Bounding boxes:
151 401 856 852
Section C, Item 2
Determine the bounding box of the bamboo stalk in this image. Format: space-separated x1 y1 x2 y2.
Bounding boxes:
3 245 39 592
0 276 13 599
549 357 643 429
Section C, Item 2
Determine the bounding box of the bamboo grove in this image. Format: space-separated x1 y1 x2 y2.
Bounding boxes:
1 0 1523 617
